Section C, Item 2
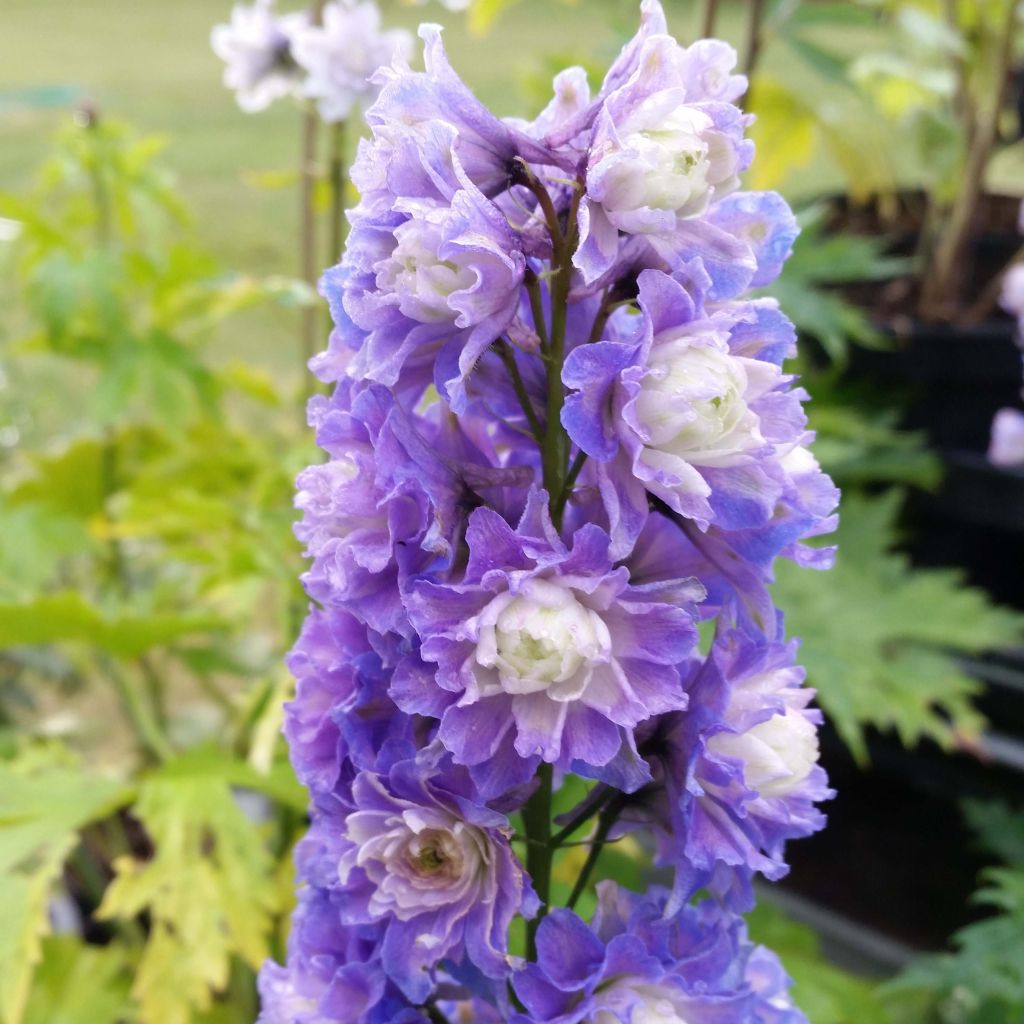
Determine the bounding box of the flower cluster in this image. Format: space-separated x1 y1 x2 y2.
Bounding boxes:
262 3 839 1020
212 0 412 120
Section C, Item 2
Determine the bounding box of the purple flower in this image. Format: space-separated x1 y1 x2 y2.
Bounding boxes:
562 270 812 558
623 630 830 910
292 1 412 124
342 180 526 409
398 491 703 793
211 0 307 112
284 606 412 793
1001 263 1024 332
573 33 754 285
323 750 536 1001
512 883 805 1024
257 888 425 1024
272 2 840 1017
365 24 564 199
295 381 462 635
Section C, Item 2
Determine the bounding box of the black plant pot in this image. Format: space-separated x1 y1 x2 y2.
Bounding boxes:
780 665 1024 954
849 318 1024 606
784 318 1024 958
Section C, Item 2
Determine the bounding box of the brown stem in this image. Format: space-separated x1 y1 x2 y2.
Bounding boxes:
699 0 719 38
920 0 1019 319
742 0 766 83
962 243 1024 325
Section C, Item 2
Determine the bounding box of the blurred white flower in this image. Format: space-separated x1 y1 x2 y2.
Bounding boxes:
211 0 308 113
292 1 413 123
404 0 471 10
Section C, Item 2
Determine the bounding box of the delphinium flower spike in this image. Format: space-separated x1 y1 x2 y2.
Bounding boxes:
261 3 839 1020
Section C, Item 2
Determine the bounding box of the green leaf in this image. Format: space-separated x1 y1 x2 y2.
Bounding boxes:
22 937 132 1024
962 800 1024 867
97 752 283 1024
809 404 943 490
0 756 132 1024
747 79 817 191
887 865 1024 1019
775 493 1023 762
747 899 894 1024
0 592 227 658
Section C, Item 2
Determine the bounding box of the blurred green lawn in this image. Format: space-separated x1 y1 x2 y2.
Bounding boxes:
0 0 762 385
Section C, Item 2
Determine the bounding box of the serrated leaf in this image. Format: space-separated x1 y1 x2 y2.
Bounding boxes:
0 758 132 1024
0 592 227 657
887 865 1024 1018
962 800 1024 867
97 753 283 1024
775 493 1023 762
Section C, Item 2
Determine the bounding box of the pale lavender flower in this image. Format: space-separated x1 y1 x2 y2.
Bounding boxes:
293 1 413 123
1001 263 1024 333
211 0 307 112
990 407 1024 468
574 34 754 284
562 269 812 558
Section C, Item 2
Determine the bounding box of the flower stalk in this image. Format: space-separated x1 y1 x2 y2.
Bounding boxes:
262 5 838 1020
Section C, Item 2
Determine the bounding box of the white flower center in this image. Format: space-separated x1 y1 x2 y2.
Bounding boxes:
592 981 692 1024
377 213 474 323
618 108 711 217
709 706 819 798
342 785 490 922
635 336 763 468
476 578 611 696
597 101 738 226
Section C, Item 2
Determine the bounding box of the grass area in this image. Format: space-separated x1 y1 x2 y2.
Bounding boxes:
0 1 761 383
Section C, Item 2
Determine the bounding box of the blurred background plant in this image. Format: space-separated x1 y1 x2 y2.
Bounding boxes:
1 1 1023 1022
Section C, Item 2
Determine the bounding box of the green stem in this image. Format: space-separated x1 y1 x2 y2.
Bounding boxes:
566 797 624 910
299 103 321 377
553 449 587 522
104 656 174 763
327 119 347 271
496 338 544 441
550 785 612 847
138 655 168 731
524 267 550 352
523 762 554 959
424 1004 452 1024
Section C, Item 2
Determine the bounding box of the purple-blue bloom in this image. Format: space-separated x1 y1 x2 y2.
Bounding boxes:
562 269 820 559
257 888 425 1024
512 882 806 1024
302 749 536 1002
397 491 703 793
